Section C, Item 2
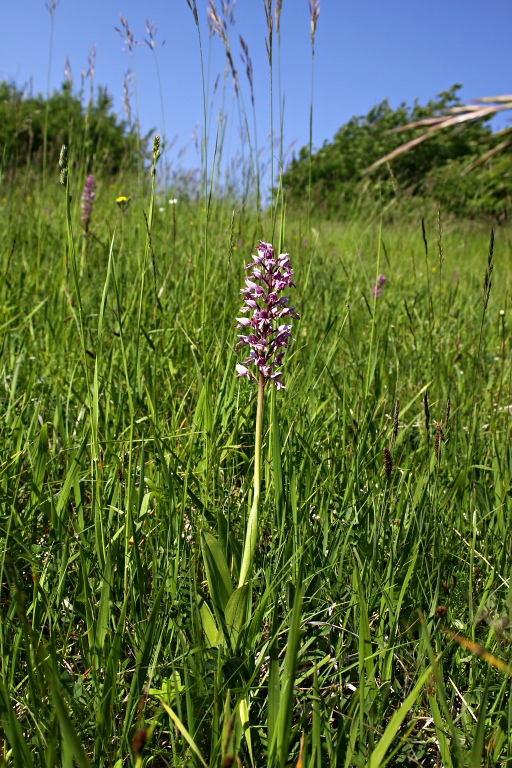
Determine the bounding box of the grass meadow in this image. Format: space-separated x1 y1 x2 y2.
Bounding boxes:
1 5 512 767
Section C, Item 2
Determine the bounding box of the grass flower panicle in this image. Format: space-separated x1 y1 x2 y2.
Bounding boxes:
235 240 299 389
80 174 96 233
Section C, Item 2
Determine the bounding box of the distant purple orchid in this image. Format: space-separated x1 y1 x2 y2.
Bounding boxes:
371 273 386 298
235 241 299 389
80 174 96 234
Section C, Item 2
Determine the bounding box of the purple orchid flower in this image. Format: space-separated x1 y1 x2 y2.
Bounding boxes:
80 174 96 234
235 241 299 389
371 273 386 298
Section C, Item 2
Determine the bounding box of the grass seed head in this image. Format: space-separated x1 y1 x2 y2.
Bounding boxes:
482 228 494 311
131 728 147 757
59 144 68 186
309 0 320 49
393 398 399 442
445 397 451 429
434 430 440 460
384 446 392 479
423 391 430 437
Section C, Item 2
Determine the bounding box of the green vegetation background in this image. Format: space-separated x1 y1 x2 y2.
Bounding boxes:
0 80 512 767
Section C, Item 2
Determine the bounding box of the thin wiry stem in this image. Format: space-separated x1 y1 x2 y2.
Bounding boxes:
307 0 320 237
263 0 274 226
185 0 210 344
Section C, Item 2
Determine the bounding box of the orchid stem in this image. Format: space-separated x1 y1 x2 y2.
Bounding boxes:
239 371 265 587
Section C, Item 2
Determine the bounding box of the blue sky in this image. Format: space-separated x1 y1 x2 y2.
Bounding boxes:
1 0 511 187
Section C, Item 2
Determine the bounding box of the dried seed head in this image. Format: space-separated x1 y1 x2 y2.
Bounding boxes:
427 671 436 697
115 14 137 54
393 399 399 443
437 206 444 270
46 0 60 18
239 36 254 106
442 575 456 595
309 0 320 49
275 0 283 38
482 229 494 311
383 447 392 479
185 0 199 25
434 430 440 460
122 70 133 124
421 217 428 257
131 728 147 756
151 134 161 176
423 392 430 437
144 19 163 51
207 0 223 38
263 0 273 64
63 56 73 88
434 420 445 461
207 0 238 90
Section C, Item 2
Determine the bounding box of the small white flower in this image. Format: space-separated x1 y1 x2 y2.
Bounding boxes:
169 198 177 205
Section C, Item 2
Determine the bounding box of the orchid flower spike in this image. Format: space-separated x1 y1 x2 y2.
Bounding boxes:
235 241 299 389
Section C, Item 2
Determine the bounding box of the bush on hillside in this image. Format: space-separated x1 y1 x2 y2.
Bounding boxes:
283 85 511 219
0 80 147 178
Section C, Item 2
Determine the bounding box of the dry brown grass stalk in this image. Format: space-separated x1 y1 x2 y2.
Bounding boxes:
364 96 512 175
383 447 392 479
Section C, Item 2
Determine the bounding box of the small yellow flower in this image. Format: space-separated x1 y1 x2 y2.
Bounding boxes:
189 220 194 226
116 195 130 212
432 266 437 272
26 194 32 203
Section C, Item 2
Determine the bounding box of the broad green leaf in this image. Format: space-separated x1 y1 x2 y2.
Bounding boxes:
201 531 233 624
216 583 248 650
197 593 219 647
94 549 113 657
56 434 88 519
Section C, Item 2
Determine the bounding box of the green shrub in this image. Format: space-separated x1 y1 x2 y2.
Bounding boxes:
283 84 510 219
0 80 146 178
